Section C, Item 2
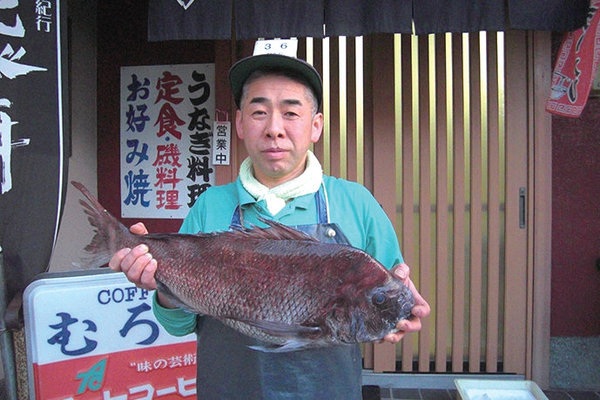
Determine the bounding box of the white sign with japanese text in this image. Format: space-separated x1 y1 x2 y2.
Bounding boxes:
211 121 231 166
24 271 197 399
120 64 216 219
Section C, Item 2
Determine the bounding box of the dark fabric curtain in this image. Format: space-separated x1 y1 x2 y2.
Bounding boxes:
325 0 413 36
508 0 591 31
413 0 506 34
148 0 233 41
234 0 324 40
148 0 591 41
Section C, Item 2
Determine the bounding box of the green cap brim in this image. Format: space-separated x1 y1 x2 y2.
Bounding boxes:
229 54 323 110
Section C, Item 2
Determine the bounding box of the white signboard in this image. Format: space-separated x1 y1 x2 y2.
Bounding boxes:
24 271 197 399
211 121 231 166
120 64 216 219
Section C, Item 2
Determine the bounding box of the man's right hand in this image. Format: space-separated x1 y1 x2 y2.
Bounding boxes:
108 222 158 291
109 223 177 308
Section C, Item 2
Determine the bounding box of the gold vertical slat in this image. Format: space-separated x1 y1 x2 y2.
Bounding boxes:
451 32 467 373
479 31 489 370
394 33 403 242
434 32 451 373
338 37 348 180
392 33 404 368
321 38 331 174
468 32 483 373
393 33 407 370
417 34 433 372
302 37 310 65
485 31 501 373
399 33 417 372
355 37 365 185
497 31 507 364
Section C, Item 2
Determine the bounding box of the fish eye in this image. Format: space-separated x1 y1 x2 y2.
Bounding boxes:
372 292 386 305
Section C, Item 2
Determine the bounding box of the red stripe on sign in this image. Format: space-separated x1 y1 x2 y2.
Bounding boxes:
33 341 197 399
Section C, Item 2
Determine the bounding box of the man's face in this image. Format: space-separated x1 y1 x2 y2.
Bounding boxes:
235 74 323 188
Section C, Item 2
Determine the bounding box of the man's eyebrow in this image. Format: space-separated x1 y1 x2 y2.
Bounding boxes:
281 98 302 106
248 97 303 107
249 96 269 105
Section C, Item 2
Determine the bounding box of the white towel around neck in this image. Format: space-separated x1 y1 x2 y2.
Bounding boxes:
239 150 323 215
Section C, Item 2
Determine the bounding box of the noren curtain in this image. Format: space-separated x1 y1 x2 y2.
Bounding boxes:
148 0 591 41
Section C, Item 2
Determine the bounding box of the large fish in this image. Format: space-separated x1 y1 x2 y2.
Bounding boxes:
73 181 414 352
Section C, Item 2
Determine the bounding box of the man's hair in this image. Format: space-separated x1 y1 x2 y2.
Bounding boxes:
240 68 319 115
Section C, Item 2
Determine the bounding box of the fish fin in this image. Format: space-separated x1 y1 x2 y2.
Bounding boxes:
227 218 318 242
71 253 112 270
155 281 199 314
238 318 322 337
249 339 316 353
259 218 319 241
249 337 352 353
72 181 131 269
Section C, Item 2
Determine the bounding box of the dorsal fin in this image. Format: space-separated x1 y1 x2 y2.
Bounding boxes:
141 218 320 243
224 217 318 242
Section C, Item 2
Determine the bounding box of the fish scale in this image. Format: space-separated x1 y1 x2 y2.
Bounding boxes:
72 180 415 352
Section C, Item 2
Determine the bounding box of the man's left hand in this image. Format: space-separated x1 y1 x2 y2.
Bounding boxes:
382 263 431 344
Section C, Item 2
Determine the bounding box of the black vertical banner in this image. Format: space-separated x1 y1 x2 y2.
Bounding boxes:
0 0 68 302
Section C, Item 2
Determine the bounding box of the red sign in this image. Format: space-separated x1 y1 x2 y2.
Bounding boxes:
32 343 196 399
546 2 600 117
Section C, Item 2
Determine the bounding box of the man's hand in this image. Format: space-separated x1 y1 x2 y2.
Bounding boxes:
108 223 177 308
108 222 158 291
383 263 431 344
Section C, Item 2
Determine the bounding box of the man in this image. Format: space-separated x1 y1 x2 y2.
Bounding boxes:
110 54 430 399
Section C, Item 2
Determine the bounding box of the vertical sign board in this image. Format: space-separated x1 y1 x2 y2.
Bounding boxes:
0 0 67 301
24 271 197 399
120 64 216 219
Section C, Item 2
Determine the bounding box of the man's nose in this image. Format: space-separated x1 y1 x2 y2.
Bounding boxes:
265 114 285 138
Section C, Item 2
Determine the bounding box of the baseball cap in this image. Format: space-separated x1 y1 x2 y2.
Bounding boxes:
228 54 323 110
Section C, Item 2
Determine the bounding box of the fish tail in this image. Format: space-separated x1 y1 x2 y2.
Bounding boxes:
71 181 131 268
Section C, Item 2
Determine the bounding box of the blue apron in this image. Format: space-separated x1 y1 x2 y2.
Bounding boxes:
195 188 363 399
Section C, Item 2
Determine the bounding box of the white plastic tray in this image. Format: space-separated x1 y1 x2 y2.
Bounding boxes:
454 379 549 400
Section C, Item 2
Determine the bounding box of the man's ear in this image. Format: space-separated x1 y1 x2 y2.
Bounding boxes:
235 109 244 139
311 112 324 143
